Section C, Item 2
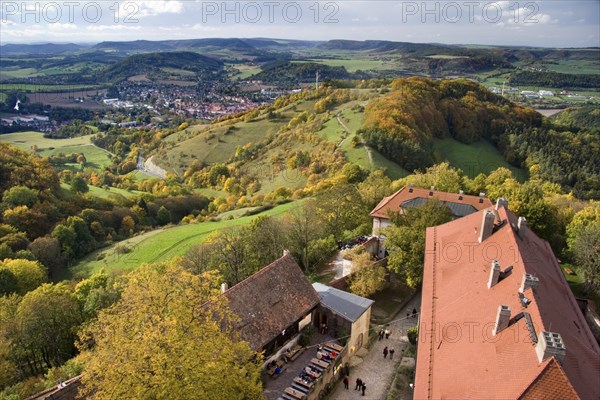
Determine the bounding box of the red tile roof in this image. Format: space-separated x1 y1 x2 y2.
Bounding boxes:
223 252 320 352
369 186 493 219
415 205 600 400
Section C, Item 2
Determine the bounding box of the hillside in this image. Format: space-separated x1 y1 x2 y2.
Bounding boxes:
101 51 223 82
551 106 600 131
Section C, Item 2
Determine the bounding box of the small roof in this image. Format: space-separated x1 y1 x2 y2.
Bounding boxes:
224 253 320 351
313 282 374 323
414 205 600 400
370 185 492 219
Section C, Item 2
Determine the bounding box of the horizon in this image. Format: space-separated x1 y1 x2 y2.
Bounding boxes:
1 1 598 48
2 37 600 50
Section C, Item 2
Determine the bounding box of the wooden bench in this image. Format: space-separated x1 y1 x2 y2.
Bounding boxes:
284 387 305 399
311 358 329 369
326 342 344 352
293 377 314 390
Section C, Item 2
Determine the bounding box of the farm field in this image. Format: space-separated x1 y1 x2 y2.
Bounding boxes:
291 58 391 72
433 138 526 181
66 200 302 280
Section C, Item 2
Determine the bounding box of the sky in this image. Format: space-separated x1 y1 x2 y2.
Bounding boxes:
0 1 599 47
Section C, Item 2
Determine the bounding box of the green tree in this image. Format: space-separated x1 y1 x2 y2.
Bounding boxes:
70 175 89 194
0 268 18 296
16 283 82 369
77 264 263 400
51 223 77 260
1 186 39 208
1 259 47 295
572 222 600 295
156 205 171 226
385 199 453 287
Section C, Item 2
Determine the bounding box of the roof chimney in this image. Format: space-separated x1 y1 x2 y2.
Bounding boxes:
429 186 435 196
220 282 228 293
409 183 414 193
493 305 511 336
479 192 486 203
478 210 495 243
536 331 566 364
458 190 464 200
495 198 508 210
283 249 291 257
517 217 527 239
488 260 501 288
520 273 540 293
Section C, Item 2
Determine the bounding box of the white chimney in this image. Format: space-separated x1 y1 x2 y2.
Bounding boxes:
220 282 228 293
488 260 501 289
517 217 527 239
283 249 291 257
479 210 495 243
536 331 566 364
495 198 508 210
493 305 511 336
520 273 540 293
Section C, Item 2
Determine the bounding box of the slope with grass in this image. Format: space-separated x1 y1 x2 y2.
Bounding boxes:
433 138 526 181
67 200 302 279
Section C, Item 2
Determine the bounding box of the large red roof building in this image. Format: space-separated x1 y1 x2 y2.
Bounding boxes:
415 200 600 399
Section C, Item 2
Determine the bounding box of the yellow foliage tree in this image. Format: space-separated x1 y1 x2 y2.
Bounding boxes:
77 263 263 400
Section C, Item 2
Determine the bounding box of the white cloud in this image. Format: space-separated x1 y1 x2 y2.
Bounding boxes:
87 25 141 31
48 22 77 31
133 1 184 18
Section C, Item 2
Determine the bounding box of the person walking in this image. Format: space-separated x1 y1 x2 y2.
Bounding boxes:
378 329 384 341
343 376 349 389
355 378 362 390
390 347 395 360
383 346 389 359
362 382 366 396
385 328 391 339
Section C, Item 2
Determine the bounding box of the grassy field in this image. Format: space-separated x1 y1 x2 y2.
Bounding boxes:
1 131 92 149
1 131 112 170
61 182 143 200
433 138 526 181
231 64 262 79
292 58 388 73
66 200 302 280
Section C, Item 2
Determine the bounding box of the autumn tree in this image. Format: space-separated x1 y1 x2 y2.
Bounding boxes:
28 236 63 278
385 199 453 287
77 263 263 400
346 248 387 297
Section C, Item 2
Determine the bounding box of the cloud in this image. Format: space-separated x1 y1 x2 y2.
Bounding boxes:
134 1 184 18
48 22 77 31
87 25 141 32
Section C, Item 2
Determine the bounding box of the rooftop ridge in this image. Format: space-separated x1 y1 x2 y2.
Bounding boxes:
427 225 438 399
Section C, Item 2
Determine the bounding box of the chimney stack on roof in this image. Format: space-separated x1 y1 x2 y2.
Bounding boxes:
221 282 228 293
283 249 291 257
496 198 508 210
520 273 540 293
409 183 414 193
493 305 511 336
479 192 486 203
517 217 527 239
479 210 495 243
536 331 566 364
488 260 501 289
429 186 435 195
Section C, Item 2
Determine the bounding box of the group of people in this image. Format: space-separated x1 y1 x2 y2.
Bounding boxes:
344 378 365 396
383 346 395 359
377 326 391 340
